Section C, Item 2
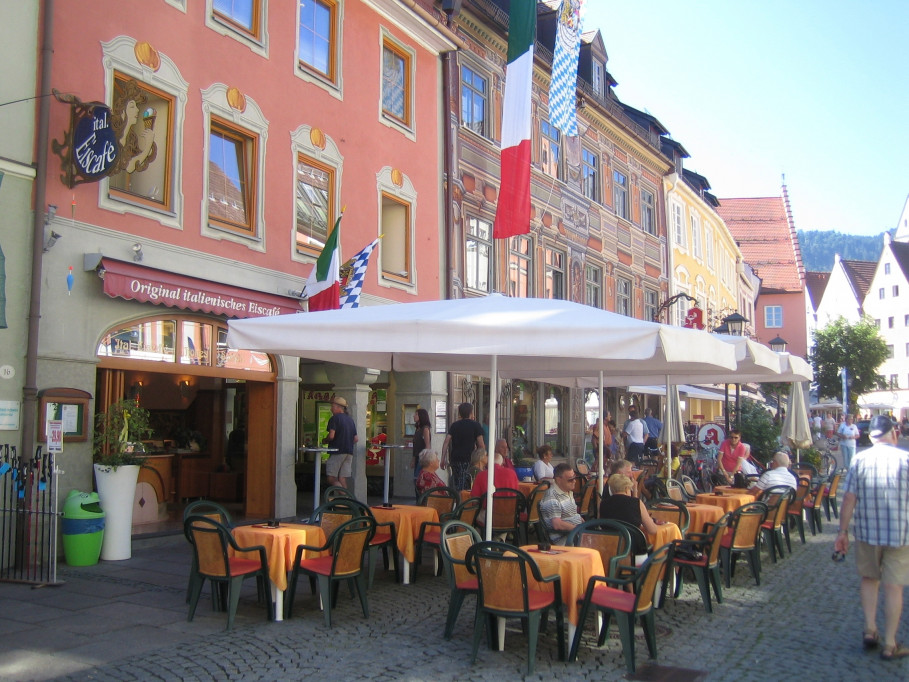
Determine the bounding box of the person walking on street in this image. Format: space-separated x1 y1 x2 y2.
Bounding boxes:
834 416 909 661
838 413 860 469
325 396 358 490
441 402 485 491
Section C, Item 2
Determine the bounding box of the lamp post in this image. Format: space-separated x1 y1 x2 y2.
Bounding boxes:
768 336 788 353
716 312 750 431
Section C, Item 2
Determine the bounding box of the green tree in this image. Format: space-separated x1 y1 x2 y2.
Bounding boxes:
809 317 889 410
733 397 780 464
759 381 790 424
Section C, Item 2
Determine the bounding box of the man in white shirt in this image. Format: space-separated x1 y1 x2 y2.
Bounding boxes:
622 409 648 464
749 451 798 493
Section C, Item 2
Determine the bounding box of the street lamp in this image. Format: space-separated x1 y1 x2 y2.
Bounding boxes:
723 312 748 336
768 336 788 353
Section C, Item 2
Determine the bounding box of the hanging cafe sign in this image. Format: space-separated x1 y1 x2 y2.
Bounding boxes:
51 89 121 187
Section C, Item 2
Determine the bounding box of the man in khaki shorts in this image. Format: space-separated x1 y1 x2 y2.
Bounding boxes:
325 396 357 490
835 416 909 660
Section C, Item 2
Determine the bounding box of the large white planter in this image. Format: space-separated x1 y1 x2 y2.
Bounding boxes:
94 463 140 561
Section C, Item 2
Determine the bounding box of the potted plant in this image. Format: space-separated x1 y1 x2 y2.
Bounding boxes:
93 398 153 560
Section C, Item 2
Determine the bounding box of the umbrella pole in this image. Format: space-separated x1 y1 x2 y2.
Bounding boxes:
665 374 672 480
485 355 497 542
597 371 604 497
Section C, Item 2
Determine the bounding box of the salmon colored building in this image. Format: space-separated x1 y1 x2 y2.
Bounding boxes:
12 1 458 522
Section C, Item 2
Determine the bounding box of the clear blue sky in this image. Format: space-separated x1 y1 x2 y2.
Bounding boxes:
583 1 909 236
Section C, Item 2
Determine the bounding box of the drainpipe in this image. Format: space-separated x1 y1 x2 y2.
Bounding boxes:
22 0 55 463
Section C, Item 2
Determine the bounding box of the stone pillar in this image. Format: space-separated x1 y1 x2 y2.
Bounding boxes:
274 358 300 519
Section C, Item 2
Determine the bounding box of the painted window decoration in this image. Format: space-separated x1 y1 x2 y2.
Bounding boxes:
461 65 488 137
298 0 335 79
295 154 334 256
208 118 257 235
109 75 173 210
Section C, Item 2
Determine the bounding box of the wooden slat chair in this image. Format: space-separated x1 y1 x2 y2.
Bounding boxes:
786 478 812 544
758 486 794 561
645 498 690 537
663 514 730 613
566 518 632 579
438 520 482 639
823 471 843 521
802 479 829 536
522 481 551 543
182 500 234 606
413 486 470 582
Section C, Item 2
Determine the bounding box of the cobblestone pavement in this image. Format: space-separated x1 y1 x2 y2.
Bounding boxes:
2 494 908 681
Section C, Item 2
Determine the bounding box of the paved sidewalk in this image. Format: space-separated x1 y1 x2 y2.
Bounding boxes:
1 502 907 681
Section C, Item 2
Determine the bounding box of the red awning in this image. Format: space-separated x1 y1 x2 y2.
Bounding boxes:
98 258 302 319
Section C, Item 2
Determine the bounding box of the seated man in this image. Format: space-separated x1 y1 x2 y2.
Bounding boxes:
749 451 798 493
470 451 520 499
538 463 584 545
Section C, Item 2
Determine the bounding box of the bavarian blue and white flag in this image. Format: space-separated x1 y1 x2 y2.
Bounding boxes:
549 0 585 136
339 238 379 308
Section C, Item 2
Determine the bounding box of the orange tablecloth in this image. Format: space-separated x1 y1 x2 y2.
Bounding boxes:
695 492 754 512
713 486 759 501
645 521 682 549
370 504 438 563
232 523 326 591
519 545 605 626
683 504 726 536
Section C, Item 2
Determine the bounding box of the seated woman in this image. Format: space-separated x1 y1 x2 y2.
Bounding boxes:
468 446 488 486
533 445 555 481
415 449 446 496
598 472 660 555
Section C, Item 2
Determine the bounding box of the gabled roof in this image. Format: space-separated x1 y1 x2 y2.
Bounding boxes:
889 240 909 283
805 271 830 309
840 259 876 300
716 195 804 292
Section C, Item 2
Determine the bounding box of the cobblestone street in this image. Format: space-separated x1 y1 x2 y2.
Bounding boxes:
2 490 908 682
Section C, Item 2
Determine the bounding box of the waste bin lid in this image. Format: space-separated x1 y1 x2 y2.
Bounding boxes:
63 490 105 518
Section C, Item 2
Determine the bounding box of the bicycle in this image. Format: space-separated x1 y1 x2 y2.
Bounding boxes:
696 445 720 493
817 437 839 476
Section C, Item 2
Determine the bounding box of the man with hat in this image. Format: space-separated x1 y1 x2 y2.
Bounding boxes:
835 416 909 660
325 396 358 490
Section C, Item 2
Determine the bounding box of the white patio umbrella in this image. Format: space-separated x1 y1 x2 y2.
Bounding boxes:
782 382 813 461
227 294 739 540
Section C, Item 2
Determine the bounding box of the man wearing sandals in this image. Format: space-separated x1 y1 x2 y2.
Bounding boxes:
834 415 909 660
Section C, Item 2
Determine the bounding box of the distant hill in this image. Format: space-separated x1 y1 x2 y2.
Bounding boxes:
797 230 888 272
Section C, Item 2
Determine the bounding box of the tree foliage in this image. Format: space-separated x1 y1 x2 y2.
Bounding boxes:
797 229 886 272
809 317 889 408
733 398 780 464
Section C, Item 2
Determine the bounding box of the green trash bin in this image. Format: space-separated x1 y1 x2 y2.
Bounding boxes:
62 490 105 566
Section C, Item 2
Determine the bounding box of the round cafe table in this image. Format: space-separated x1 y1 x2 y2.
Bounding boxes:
695 492 754 513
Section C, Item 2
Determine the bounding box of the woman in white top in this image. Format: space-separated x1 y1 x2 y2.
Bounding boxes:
533 445 555 480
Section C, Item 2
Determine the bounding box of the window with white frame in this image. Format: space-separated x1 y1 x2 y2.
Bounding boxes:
544 247 565 300
616 276 632 316
298 0 338 83
540 120 561 180
377 166 416 288
704 224 714 268
764 305 783 328
592 60 604 97
885 263 891 274
292 124 342 259
690 213 701 259
879 287 885 299
582 148 599 202
894 285 900 297
508 235 532 298
641 188 655 235
461 64 488 137
613 169 629 220
644 288 658 322
466 216 492 292
585 264 602 308
672 203 686 247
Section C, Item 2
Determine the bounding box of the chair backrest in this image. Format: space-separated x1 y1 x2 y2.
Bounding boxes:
790 462 818 480
454 496 482 527
185 515 232 578
309 499 361 541
680 475 700 498
630 544 671 616
466 541 552 614
826 472 842 498
488 488 526 533
788 478 811 514
728 502 768 549
612 519 650 560
327 517 375 577
577 479 598 517
323 485 354 503
566 518 632 577
760 486 794 529
526 481 551 523
183 500 233 529
809 479 828 506
418 486 459 518
440 520 482 588
665 479 686 502
702 513 730 566
576 459 591 476
645 498 690 536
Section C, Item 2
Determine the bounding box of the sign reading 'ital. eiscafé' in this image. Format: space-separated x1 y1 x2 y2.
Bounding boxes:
100 258 301 319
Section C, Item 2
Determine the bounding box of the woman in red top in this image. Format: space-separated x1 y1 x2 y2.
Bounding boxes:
718 429 747 483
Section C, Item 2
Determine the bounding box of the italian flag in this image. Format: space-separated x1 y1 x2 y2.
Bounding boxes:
303 217 341 311
493 0 536 240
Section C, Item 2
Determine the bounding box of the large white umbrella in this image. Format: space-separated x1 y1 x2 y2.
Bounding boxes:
782 382 813 459
228 295 739 540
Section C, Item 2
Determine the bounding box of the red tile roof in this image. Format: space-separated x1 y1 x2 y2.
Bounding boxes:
805 271 830 309
716 196 804 292
840 259 876 300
